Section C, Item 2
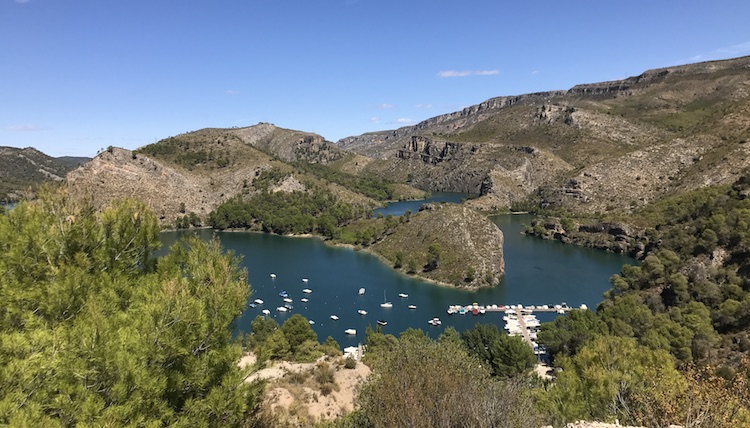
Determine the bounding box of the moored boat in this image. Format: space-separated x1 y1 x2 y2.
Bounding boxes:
377 320 387 326
330 315 339 320
345 328 357 335
358 309 367 316
408 305 417 310
398 293 408 298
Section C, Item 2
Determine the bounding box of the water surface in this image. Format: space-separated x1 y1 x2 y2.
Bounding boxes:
160 209 636 346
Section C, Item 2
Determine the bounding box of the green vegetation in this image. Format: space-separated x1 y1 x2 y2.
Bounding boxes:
136 136 232 170
291 161 395 200
0 192 262 426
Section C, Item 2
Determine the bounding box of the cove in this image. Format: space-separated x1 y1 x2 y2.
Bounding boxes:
160 202 636 347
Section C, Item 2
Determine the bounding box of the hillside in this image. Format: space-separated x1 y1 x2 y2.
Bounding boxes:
0 146 89 202
66 125 423 226
337 56 750 214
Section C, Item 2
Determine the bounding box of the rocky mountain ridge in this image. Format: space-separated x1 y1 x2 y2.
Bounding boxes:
336 55 750 214
0 146 89 202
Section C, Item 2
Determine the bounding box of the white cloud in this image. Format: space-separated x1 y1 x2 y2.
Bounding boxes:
369 117 381 123
716 40 750 55
4 124 49 132
415 103 432 109
438 69 499 78
395 118 415 124
377 103 394 109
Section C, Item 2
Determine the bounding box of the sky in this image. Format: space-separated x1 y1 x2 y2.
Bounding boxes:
2 1 750 157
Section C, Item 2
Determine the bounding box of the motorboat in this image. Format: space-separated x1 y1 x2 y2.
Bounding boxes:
358 288 365 295
428 317 442 326
248 303 257 308
358 309 368 316
308 320 315 325
300 298 309 303
398 293 409 298
283 297 293 303
345 328 357 335
270 273 276 278
330 315 339 320
262 309 270 316
254 299 264 305
276 306 288 312
283 303 293 310
302 288 312 294
279 291 288 298
408 305 417 310
377 320 387 326
302 278 309 283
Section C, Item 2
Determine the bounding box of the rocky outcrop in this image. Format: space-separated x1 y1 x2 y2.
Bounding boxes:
0 146 89 202
371 204 504 288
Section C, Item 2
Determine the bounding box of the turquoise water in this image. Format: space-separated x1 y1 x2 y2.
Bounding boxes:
160 197 636 346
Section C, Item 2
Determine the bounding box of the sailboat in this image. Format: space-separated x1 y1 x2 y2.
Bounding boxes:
380 291 392 308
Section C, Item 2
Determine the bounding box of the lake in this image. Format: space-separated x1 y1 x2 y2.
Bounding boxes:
160 197 636 346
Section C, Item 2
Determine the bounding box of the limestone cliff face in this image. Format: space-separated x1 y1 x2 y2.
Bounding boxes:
371 203 504 288
66 147 257 223
336 55 750 215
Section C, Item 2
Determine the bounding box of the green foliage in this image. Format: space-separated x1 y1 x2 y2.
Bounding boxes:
281 314 319 356
0 194 261 426
208 187 366 238
136 137 232 170
537 335 684 426
462 324 536 378
291 162 395 200
537 309 608 360
357 331 542 427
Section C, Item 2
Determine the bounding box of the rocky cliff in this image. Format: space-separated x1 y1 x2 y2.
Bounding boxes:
336 56 750 215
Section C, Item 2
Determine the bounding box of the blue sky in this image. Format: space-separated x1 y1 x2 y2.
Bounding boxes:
2 0 750 157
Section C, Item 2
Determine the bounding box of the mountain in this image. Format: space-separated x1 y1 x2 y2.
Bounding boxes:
336 56 750 214
0 146 89 202
65 125 423 224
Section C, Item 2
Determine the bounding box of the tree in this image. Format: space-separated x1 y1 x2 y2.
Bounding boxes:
280 314 318 356
462 323 536 378
0 194 263 426
537 309 608 360
425 243 441 271
356 333 542 427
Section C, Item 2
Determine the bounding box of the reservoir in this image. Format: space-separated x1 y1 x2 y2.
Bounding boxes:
160 197 636 346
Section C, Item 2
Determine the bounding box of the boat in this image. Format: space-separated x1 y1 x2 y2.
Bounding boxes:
380 291 392 308
283 297 293 303
398 293 409 298
279 291 288 298
345 328 357 335
377 320 388 326
276 306 288 312
262 309 270 315
308 320 315 325
458 307 467 315
358 287 365 295
302 288 312 294
254 299 264 305
270 273 276 278
471 308 479 315
428 317 442 326
283 303 293 310
302 278 309 283
248 303 257 308
330 315 339 320
300 298 309 303
358 309 368 316
408 305 417 310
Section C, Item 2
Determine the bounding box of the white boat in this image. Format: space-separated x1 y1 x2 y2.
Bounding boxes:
377 319 387 326
308 320 315 325
302 288 312 294
428 317 442 326
380 291 392 308
408 305 417 310
345 328 357 335
283 297 293 303
254 299 264 305
358 288 365 295
358 309 368 316
270 273 276 278
262 309 270 315
276 306 288 312
398 293 409 298
300 298 309 303
330 315 339 320
302 278 309 283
